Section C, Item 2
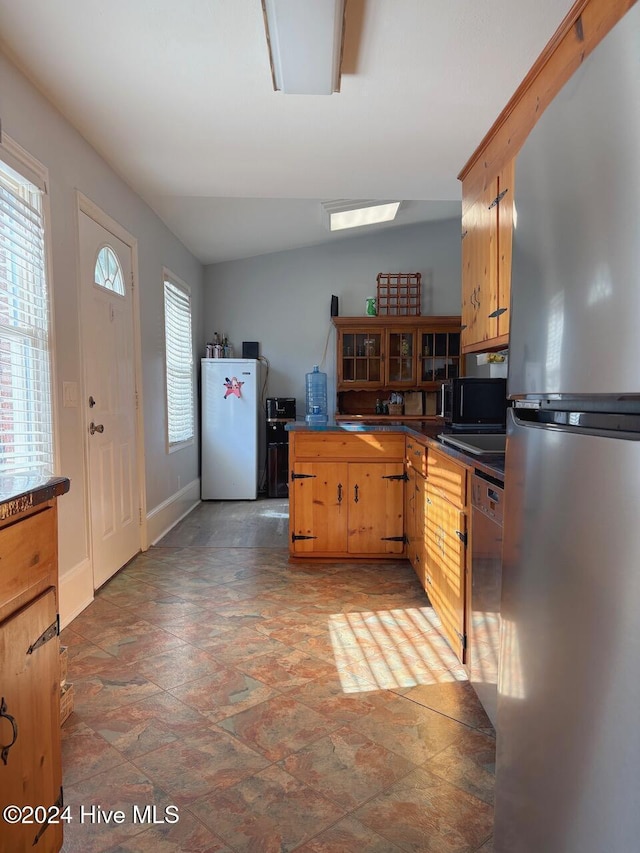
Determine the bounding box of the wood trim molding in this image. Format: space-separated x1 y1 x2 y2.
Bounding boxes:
458 0 636 197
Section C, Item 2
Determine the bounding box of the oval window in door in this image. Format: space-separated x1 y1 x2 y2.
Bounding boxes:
94 245 125 296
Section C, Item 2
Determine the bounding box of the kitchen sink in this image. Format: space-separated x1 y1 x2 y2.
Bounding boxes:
438 433 507 455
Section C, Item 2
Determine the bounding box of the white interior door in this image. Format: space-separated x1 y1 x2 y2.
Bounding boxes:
79 211 140 589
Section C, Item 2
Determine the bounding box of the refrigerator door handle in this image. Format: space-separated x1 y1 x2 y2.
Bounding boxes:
510 406 640 440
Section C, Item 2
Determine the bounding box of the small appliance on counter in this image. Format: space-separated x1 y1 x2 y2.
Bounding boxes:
441 377 508 432
266 397 296 498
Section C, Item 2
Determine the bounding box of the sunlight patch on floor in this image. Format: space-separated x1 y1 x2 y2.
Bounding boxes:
328 607 468 693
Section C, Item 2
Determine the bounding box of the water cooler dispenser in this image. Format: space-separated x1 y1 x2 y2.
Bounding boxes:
266 397 296 498
305 365 328 425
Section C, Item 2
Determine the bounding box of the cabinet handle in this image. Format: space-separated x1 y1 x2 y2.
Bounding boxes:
354 484 359 503
337 483 343 504
0 697 18 766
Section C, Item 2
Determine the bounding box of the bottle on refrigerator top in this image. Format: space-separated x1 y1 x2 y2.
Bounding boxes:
305 365 328 425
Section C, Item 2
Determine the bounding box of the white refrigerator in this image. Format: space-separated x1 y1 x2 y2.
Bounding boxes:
201 358 261 500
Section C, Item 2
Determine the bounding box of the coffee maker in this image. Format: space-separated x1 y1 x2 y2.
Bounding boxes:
265 398 296 498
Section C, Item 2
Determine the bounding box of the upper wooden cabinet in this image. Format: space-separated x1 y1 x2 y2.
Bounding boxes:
333 316 462 421
461 161 514 353
458 0 634 353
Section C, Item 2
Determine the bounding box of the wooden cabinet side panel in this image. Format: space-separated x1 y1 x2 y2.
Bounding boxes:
0 587 62 853
347 463 404 554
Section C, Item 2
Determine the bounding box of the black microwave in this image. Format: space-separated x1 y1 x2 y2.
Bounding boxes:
442 378 508 431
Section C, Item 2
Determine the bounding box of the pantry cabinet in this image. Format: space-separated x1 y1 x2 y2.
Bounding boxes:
0 478 69 853
289 431 405 558
333 316 462 422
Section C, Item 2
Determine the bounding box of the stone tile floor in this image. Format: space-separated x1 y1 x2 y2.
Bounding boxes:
60 540 495 852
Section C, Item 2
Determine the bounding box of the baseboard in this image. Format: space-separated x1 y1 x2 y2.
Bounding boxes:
147 478 201 545
59 557 94 629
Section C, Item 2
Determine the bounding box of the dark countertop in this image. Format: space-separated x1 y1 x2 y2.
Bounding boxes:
286 421 505 482
0 475 71 520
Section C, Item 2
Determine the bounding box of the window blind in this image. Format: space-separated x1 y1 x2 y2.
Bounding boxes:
0 164 54 477
164 277 194 447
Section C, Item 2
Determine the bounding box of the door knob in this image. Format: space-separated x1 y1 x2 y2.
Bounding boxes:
88 396 96 408
89 422 104 435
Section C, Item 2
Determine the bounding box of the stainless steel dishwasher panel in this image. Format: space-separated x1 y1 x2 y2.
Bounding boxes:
470 472 504 727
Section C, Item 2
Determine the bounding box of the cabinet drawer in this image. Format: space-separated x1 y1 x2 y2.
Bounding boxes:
294 432 404 460
0 506 56 610
405 437 427 477
427 449 467 508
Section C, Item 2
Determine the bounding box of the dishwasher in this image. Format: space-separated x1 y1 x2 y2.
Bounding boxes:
470 470 504 728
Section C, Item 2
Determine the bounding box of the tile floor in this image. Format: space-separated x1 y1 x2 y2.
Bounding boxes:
60 500 495 853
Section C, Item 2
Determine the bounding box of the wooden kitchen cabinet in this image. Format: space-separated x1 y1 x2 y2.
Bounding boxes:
289 431 405 558
0 479 69 853
425 448 469 662
334 316 462 422
458 0 634 356
0 588 62 853
424 482 467 662
404 443 469 663
461 160 514 354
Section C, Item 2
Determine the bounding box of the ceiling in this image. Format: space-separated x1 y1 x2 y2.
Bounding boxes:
0 0 574 264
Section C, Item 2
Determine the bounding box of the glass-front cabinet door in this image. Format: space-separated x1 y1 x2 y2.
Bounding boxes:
339 330 383 386
386 328 417 385
419 330 461 384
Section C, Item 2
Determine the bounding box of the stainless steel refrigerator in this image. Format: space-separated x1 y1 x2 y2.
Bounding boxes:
496 6 640 852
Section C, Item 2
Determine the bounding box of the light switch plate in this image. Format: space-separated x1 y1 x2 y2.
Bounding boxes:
63 381 78 408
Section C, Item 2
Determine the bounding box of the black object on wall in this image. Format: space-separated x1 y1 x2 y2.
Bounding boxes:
330 295 339 317
242 341 260 359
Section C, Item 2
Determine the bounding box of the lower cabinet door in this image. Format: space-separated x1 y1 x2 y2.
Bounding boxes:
425 485 467 661
0 587 62 853
291 461 405 557
347 463 405 555
291 462 349 554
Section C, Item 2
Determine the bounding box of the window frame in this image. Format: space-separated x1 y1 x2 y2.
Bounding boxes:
162 268 195 454
0 134 58 479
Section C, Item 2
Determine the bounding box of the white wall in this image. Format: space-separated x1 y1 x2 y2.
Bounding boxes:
0 51 204 620
204 218 462 419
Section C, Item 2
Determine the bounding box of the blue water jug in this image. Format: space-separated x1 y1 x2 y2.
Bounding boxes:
305 365 328 425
